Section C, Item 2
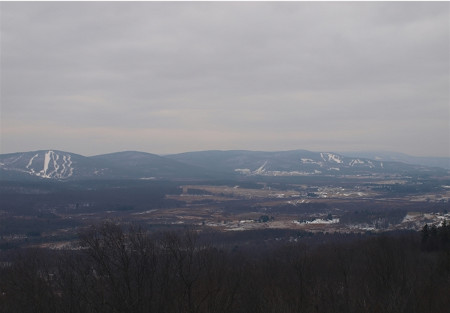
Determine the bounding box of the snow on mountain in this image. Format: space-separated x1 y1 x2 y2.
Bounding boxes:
0 150 75 179
321 153 343 164
254 161 268 174
349 159 364 166
300 158 321 165
227 151 440 177
1 149 447 181
0 150 220 181
230 151 388 176
168 149 448 177
340 151 450 169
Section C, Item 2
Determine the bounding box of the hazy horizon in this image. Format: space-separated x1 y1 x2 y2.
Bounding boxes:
2 147 449 161
1 2 449 158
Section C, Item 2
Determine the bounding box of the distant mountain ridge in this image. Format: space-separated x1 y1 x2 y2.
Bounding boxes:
339 151 450 170
166 150 447 177
0 150 217 181
0 149 448 181
0 150 91 180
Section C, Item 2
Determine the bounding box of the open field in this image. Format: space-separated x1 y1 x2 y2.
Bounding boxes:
1 173 449 250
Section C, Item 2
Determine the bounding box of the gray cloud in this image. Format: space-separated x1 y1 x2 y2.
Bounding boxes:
1 2 449 156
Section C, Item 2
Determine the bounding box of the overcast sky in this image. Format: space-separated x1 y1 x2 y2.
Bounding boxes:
1 2 449 157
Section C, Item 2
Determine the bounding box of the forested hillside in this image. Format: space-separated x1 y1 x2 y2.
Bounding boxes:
1 223 449 313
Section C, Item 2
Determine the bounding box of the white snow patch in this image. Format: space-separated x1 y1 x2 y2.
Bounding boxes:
329 154 343 164
294 218 340 225
235 168 251 174
321 153 343 164
402 213 421 223
26 154 39 170
59 154 74 178
67 155 74 177
47 152 60 177
301 158 320 165
254 161 268 174
61 155 74 178
349 159 365 166
39 151 52 178
61 156 67 175
8 155 23 164
25 154 39 174
30 151 74 179
320 153 326 162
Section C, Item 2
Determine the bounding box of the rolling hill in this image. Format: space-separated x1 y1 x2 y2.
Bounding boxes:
0 149 448 181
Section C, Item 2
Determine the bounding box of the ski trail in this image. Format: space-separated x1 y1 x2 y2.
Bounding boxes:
26 154 39 174
39 150 52 178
